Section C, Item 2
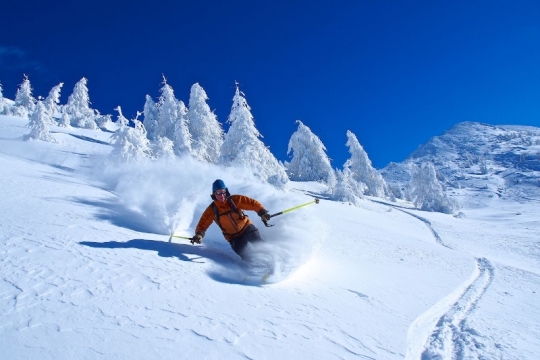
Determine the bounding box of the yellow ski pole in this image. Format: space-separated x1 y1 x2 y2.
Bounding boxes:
263 198 320 227
168 234 194 243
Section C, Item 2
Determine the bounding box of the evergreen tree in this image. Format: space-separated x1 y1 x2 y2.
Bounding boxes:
220 84 288 188
110 118 152 163
0 83 7 115
172 99 192 156
95 113 113 131
409 162 459 213
12 75 36 119
188 83 224 163
43 82 64 121
287 120 336 186
344 130 387 197
330 167 366 205
143 95 159 140
65 78 98 129
114 106 130 128
154 77 179 140
153 77 192 156
58 110 71 128
153 136 175 159
25 101 56 143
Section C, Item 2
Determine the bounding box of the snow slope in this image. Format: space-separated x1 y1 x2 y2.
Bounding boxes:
1 115 539 359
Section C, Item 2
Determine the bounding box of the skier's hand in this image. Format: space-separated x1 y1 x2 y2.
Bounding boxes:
258 209 271 222
191 234 203 244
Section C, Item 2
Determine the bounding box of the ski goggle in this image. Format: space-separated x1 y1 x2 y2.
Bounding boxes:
215 190 227 196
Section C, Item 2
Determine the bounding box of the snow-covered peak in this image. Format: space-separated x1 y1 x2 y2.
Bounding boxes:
382 121 540 204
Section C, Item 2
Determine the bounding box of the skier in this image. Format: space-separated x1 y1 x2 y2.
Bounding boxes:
192 179 272 260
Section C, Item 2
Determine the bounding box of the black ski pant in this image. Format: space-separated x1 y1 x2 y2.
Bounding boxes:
229 224 263 260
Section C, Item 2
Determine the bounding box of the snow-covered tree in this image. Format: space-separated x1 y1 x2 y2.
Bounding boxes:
172 100 191 156
154 78 179 140
43 82 64 120
220 84 288 188
25 101 56 143
344 130 387 197
65 78 98 129
58 111 71 128
187 83 224 163
330 167 365 206
287 120 336 186
110 117 152 163
410 162 459 213
114 106 130 128
95 113 113 131
154 77 192 156
152 136 175 159
380 161 412 200
478 155 488 175
0 83 7 115
143 95 159 140
12 75 36 119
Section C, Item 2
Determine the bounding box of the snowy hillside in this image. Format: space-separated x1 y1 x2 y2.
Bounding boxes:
1 115 539 359
382 121 540 207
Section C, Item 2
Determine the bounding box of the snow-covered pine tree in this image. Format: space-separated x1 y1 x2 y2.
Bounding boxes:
344 130 387 198
188 83 224 163
12 75 36 119
95 113 113 131
220 84 288 188
152 136 175 159
287 120 336 186
114 106 130 128
143 95 159 140
110 116 152 163
43 82 64 121
58 110 71 128
154 77 192 156
172 100 192 156
25 101 56 143
409 162 459 213
134 116 148 138
0 83 7 115
65 78 98 129
330 167 366 206
154 77 179 140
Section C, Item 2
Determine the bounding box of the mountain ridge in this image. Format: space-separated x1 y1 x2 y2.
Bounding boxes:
382 121 540 204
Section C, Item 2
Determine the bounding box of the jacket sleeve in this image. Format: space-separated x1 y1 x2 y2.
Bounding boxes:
233 195 266 214
195 205 215 237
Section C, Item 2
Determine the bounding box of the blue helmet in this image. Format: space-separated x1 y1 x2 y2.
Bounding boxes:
212 179 227 193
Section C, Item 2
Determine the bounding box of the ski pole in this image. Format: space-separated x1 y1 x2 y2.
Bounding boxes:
263 198 320 227
168 234 194 243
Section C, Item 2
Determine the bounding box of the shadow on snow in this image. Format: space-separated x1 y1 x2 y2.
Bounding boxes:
73 190 277 287
71 196 159 234
79 239 227 264
78 239 271 287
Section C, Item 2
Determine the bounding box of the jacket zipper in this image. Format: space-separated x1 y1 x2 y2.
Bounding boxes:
226 212 240 233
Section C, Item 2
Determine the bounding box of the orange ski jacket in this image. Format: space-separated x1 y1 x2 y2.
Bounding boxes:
195 195 266 241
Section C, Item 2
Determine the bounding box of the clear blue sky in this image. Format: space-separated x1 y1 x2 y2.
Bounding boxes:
1 0 539 168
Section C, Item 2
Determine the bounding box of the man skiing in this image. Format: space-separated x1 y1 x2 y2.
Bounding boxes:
192 179 271 260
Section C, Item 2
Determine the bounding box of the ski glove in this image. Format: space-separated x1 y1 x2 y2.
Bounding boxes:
258 209 271 222
191 233 203 244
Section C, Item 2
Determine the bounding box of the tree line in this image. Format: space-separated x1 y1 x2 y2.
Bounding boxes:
0 75 458 213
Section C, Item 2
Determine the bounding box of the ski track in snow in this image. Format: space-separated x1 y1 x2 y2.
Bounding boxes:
392 208 496 359
397 210 449 250
419 258 495 360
